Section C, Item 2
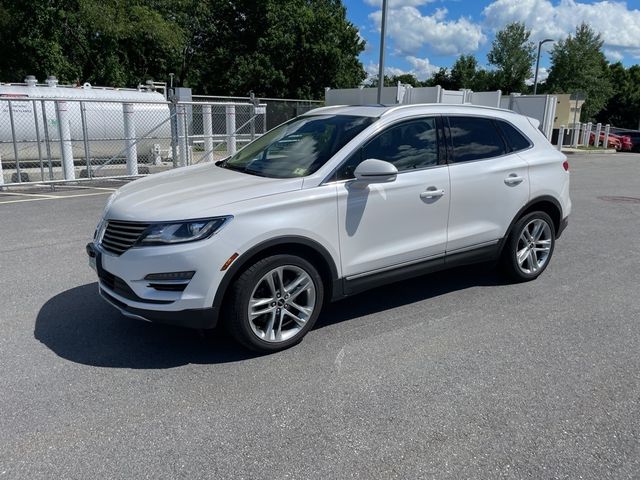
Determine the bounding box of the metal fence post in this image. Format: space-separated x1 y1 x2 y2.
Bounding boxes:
41 100 54 180
594 122 602 148
176 103 187 167
169 101 178 168
7 100 22 182
0 154 4 187
202 104 214 162
249 92 257 141
225 104 237 155
585 122 593 147
182 105 191 166
558 125 565 151
32 99 45 181
80 101 92 178
571 122 580 148
123 103 139 175
603 124 610 149
55 100 75 180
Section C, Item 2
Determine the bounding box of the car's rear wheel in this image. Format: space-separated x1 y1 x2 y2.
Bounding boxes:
501 211 556 282
224 254 324 352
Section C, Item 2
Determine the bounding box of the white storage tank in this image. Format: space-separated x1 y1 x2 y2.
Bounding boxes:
0 77 172 165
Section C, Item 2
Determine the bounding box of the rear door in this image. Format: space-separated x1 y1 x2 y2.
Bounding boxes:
445 115 530 253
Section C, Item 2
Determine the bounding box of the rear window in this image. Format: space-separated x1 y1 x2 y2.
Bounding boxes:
447 116 507 163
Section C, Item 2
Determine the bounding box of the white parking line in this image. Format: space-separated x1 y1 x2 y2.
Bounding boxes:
0 191 112 204
0 192 58 199
32 185 118 192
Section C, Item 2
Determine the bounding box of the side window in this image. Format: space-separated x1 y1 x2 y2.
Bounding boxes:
447 116 507 163
336 118 439 179
495 120 532 152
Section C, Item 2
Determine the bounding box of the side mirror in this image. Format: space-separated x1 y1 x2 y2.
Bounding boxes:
353 159 398 183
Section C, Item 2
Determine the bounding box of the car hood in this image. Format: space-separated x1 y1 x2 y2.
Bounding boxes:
105 163 303 222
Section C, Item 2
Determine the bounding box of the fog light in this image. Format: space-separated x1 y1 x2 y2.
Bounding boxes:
144 271 195 281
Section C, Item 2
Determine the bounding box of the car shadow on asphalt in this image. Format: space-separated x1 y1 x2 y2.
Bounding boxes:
34 283 259 368
34 264 507 369
317 263 508 330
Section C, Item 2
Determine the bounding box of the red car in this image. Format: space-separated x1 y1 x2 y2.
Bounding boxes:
590 131 633 151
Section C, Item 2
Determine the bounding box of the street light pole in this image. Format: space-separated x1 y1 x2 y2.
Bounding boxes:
377 0 389 104
533 38 554 95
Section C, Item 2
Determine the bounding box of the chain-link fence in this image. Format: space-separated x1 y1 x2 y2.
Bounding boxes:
192 95 324 130
0 97 173 184
0 98 271 186
185 102 267 164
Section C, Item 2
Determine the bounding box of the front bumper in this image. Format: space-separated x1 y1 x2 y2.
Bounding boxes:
87 242 222 329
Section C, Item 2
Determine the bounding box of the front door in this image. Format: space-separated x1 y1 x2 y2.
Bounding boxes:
334 117 450 277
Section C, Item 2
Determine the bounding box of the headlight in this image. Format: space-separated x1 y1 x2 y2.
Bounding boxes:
103 191 118 217
94 218 107 243
137 216 232 246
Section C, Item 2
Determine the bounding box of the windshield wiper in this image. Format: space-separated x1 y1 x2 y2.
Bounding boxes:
243 167 269 177
219 161 245 173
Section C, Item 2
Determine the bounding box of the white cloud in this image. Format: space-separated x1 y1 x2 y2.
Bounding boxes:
365 62 413 79
364 0 435 7
365 55 440 83
604 48 624 62
369 6 486 56
525 66 549 85
406 56 440 79
482 0 640 61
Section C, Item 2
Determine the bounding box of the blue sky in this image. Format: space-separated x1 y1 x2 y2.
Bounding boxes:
343 0 640 82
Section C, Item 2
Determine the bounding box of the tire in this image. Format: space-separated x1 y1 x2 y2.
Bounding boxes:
500 211 556 282
223 254 325 352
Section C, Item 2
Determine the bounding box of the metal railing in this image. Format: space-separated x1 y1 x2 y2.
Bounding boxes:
0 97 271 186
553 122 638 151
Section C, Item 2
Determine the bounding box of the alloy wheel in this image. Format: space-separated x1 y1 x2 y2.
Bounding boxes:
516 218 553 274
247 265 317 343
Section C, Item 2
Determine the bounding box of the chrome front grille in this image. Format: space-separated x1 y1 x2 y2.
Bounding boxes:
101 220 149 255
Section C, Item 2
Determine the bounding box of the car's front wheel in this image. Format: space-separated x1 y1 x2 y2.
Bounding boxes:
501 211 556 282
224 254 324 352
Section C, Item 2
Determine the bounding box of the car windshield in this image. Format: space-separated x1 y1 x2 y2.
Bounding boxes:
221 114 375 178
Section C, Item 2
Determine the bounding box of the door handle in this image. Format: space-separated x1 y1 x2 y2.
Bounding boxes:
504 174 524 186
420 188 445 199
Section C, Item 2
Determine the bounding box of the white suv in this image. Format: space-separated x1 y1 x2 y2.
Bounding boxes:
87 104 570 352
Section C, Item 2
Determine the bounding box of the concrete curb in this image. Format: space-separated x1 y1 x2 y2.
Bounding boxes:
561 147 617 154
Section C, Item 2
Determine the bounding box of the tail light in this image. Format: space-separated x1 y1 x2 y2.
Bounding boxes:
562 160 569 171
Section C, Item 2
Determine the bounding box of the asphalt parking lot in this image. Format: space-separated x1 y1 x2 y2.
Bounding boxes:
1 153 639 479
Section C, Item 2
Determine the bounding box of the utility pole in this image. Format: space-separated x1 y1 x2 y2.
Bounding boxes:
533 39 553 95
377 0 389 104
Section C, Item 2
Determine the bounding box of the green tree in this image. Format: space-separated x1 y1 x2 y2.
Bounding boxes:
546 23 613 121
164 0 366 98
0 0 184 87
0 0 365 99
595 63 640 128
423 67 456 89
450 54 478 89
390 73 420 87
487 22 535 94
471 69 498 92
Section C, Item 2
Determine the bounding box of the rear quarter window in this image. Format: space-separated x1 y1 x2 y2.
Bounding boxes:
495 120 532 152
